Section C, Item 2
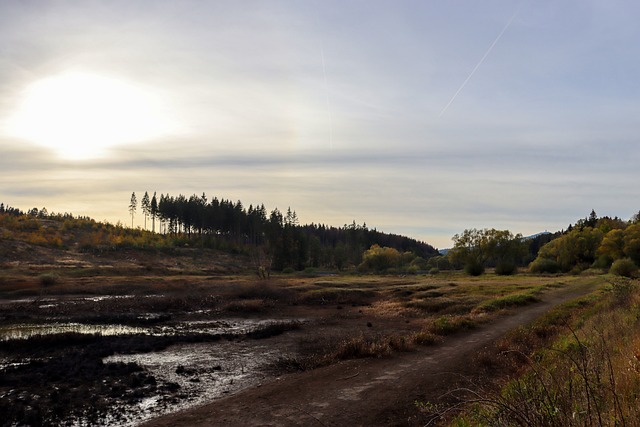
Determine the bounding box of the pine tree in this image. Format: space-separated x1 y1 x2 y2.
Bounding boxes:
129 192 137 228
150 192 158 233
141 191 150 230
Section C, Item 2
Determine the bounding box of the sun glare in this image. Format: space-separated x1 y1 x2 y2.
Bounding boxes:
5 71 179 160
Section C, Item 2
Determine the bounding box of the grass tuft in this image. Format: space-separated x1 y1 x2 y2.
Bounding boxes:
476 291 540 312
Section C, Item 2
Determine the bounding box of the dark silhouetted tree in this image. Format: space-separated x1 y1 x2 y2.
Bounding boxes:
141 191 150 230
150 192 158 233
128 192 137 228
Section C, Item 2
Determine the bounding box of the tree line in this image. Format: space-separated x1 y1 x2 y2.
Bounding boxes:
447 210 640 277
127 191 439 272
529 210 640 275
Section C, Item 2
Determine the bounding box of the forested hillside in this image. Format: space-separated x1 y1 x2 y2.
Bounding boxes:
0 197 438 273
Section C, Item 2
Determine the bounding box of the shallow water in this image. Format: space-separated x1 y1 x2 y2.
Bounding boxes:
101 339 291 426
0 323 147 341
0 293 304 426
0 318 301 341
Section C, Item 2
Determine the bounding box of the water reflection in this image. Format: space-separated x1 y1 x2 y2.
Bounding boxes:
0 319 302 341
0 323 147 341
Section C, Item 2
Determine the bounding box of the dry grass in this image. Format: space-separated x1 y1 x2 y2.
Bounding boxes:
222 298 271 313
333 333 415 359
445 278 640 427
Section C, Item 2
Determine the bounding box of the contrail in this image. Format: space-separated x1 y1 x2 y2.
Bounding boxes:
439 6 521 117
320 42 333 150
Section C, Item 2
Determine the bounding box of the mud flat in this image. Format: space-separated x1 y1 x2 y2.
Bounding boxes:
0 294 303 427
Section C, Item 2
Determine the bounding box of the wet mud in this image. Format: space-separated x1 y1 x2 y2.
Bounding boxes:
0 295 301 426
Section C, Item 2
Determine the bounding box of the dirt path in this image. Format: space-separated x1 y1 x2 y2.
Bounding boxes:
142 279 600 427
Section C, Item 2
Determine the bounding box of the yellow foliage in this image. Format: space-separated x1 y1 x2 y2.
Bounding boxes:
359 244 402 272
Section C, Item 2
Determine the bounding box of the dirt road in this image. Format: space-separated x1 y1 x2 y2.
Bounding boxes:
142 279 600 427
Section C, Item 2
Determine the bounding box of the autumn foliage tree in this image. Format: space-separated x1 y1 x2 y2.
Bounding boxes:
530 211 640 275
449 228 525 276
358 245 401 272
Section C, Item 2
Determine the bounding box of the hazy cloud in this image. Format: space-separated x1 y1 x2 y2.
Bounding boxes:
1 0 639 247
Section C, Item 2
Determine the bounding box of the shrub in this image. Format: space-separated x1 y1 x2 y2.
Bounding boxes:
464 262 484 276
609 258 638 277
410 257 428 270
406 265 420 275
495 262 517 276
591 255 613 270
529 258 560 274
429 268 440 275
358 244 401 272
609 278 636 305
301 267 318 277
39 273 59 287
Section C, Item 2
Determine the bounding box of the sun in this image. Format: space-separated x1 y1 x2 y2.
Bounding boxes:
5 71 179 160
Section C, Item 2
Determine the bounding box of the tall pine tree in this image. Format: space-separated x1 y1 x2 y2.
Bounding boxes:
128 192 137 228
141 191 150 230
150 192 158 233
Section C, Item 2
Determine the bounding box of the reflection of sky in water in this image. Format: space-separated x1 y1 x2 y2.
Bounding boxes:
0 313 302 426
103 340 291 427
0 323 147 341
0 318 303 341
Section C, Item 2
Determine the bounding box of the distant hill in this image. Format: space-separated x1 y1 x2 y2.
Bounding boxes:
523 231 552 240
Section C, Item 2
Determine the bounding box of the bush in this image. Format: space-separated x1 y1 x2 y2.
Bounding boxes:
609 279 636 305
529 258 561 274
495 262 517 276
429 268 440 275
406 265 420 275
302 267 318 277
464 262 485 276
591 255 613 270
358 244 401 272
39 273 59 287
609 258 638 277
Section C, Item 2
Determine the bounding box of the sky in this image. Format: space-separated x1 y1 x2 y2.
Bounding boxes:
1 0 639 249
